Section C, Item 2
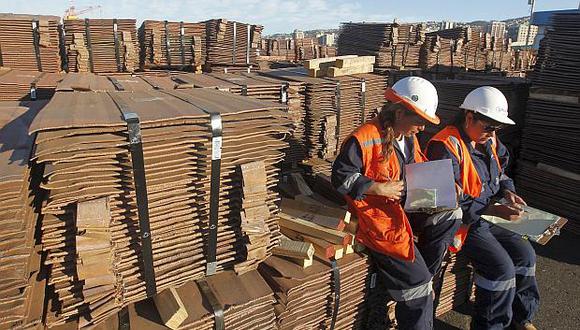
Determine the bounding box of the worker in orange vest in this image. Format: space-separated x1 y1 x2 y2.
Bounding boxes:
425 86 539 330
332 77 462 330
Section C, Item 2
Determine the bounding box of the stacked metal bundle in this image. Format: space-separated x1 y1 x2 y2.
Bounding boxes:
295 37 324 61
63 18 138 73
0 68 64 101
512 48 536 72
420 35 464 73
0 13 61 72
433 252 473 317
264 38 296 61
28 88 291 327
138 20 207 70
516 12 580 234
125 270 277 330
426 27 493 71
0 100 48 329
337 22 425 69
205 19 263 72
259 253 370 330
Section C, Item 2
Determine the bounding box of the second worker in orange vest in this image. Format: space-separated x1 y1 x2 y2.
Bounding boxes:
332 77 462 330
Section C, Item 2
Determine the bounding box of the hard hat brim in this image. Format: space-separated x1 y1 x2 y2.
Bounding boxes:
459 105 516 125
385 88 441 125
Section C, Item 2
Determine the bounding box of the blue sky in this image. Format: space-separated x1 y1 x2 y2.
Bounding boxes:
1 0 579 34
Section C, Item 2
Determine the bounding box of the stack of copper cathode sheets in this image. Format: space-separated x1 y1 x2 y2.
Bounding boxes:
258 253 370 330
28 88 290 327
205 19 263 71
516 12 580 234
0 100 48 329
138 20 207 70
0 68 64 101
263 38 297 61
433 252 474 317
63 18 138 73
127 270 277 329
0 13 62 72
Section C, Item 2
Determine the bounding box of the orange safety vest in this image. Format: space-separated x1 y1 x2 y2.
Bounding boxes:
427 125 502 252
344 118 426 261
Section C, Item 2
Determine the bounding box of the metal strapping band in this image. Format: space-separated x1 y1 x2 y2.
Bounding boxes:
118 306 130 330
329 258 341 330
32 20 43 71
360 78 366 120
246 24 251 65
164 20 172 66
179 21 186 65
113 19 122 72
107 76 125 91
109 92 157 297
84 19 95 72
232 22 237 64
198 280 225 330
280 83 289 103
241 84 248 96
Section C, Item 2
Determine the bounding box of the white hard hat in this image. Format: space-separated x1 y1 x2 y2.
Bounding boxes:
385 76 440 125
460 86 515 125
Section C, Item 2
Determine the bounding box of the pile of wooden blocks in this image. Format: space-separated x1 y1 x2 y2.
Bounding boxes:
304 55 375 78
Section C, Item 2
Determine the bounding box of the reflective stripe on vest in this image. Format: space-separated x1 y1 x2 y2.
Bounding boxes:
515 265 536 277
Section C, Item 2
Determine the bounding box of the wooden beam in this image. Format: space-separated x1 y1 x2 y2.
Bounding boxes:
335 56 376 68
278 212 352 245
272 238 315 259
281 198 347 230
280 227 341 260
304 55 357 69
153 287 188 330
327 64 374 77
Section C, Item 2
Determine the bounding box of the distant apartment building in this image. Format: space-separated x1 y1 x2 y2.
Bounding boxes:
489 21 507 39
293 29 305 40
516 23 538 45
440 21 455 30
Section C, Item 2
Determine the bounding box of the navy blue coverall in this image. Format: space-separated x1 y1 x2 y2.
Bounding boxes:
332 135 461 330
426 126 539 330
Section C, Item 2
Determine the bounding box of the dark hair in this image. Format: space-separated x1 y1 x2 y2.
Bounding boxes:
453 109 501 126
377 102 400 159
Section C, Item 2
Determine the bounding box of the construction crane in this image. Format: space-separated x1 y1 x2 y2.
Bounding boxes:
64 1 102 20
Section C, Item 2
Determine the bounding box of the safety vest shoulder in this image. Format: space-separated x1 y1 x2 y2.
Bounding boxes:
427 125 501 198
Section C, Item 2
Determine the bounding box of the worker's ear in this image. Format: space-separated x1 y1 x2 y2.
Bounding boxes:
394 106 405 121
465 111 474 128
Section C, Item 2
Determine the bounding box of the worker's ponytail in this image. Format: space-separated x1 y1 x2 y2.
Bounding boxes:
377 103 398 159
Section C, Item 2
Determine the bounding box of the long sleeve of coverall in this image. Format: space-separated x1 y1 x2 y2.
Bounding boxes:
426 138 515 225
331 137 374 200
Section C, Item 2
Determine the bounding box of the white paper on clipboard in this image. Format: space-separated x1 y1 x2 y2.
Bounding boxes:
482 202 568 245
404 159 458 213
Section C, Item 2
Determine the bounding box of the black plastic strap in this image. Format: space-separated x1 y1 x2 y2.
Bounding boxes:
113 19 122 72
198 280 225 330
108 92 157 297
31 20 43 71
179 21 186 66
207 113 223 275
334 82 341 148
329 258 341 330
232 22 237 64
84 19 95 72
241 84 248 96
164 20 172 66
118 306 130 330
360 78 366 121
107 76 125 91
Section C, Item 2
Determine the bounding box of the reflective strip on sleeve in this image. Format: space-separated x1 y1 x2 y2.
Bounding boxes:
387 280 433 302
337 172 362 195
515 265 536 277
474 273 516 292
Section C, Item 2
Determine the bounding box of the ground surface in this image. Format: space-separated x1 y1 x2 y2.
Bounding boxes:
436 230 580 330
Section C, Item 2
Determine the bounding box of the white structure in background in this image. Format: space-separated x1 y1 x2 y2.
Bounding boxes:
293 29 305 40
489 21 507 39
516 24 538 45
317 33 335 46
440 21 455 30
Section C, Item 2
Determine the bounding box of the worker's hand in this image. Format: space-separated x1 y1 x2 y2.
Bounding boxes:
488 204 524 222
504 190 527 207
368 181 404 201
